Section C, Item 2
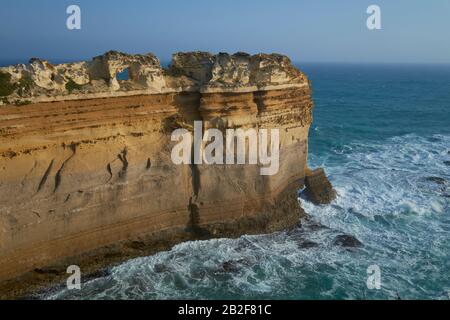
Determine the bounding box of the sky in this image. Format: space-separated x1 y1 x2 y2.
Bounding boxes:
0 0 449 64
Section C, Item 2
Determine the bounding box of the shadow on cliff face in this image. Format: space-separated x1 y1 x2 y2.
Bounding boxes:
186 142 212 239
187 198 212 239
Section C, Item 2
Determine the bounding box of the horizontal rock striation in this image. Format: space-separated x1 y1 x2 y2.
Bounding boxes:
0 51 332 298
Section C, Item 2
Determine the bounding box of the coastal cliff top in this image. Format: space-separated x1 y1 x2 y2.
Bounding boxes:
0 51 308 105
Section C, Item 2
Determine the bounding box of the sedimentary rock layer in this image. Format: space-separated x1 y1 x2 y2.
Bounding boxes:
0 51 325 298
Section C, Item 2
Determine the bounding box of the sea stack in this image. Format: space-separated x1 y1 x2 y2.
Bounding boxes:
0 51 334 298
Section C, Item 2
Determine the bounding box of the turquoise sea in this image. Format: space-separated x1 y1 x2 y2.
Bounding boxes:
32 63 449 300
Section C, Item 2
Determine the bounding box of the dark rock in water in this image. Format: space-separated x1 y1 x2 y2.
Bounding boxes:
304 168 336 205
444 161 450 166
237 258 253 267
427 137 441 143
333 234 363 248
221 261 240 273
190 268 206 279
153 263 169 273
308 222 330 231
425 176 446 185
298 240 319 249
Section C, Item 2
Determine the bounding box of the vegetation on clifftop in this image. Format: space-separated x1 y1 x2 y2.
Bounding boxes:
65 78 83 93
0 72 16 97
16 76 34 97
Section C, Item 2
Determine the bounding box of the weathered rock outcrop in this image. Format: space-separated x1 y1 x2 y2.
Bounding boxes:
0 51 308 104
0 51 332 298
304 168 336 205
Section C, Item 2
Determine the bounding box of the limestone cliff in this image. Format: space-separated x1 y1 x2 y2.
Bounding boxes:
0 51 333 298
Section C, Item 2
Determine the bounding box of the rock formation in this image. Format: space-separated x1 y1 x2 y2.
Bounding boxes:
304 168 336 205
0 51 333 298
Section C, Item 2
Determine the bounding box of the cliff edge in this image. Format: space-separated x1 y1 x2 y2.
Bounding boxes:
0 51 334 298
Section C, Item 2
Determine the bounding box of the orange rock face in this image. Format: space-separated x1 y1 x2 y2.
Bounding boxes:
0 51 319 298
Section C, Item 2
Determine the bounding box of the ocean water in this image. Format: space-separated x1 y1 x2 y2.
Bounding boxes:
40 63 450 300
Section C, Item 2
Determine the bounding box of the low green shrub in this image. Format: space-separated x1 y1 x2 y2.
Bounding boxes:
14 100 32 106
65 78 83 93
16 76 34 96
0 71 16 97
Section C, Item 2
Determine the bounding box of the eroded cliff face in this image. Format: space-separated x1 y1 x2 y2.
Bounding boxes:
0 51 327 298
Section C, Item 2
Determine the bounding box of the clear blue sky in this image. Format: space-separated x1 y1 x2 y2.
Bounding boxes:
1 0 449 64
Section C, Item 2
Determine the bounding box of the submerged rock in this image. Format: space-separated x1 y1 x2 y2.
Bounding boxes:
153 263 170 273
333 235 363 248
443 161 450 166
297 240 319 249
425 176 446 185
220 261 241 273
307 222 330 231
